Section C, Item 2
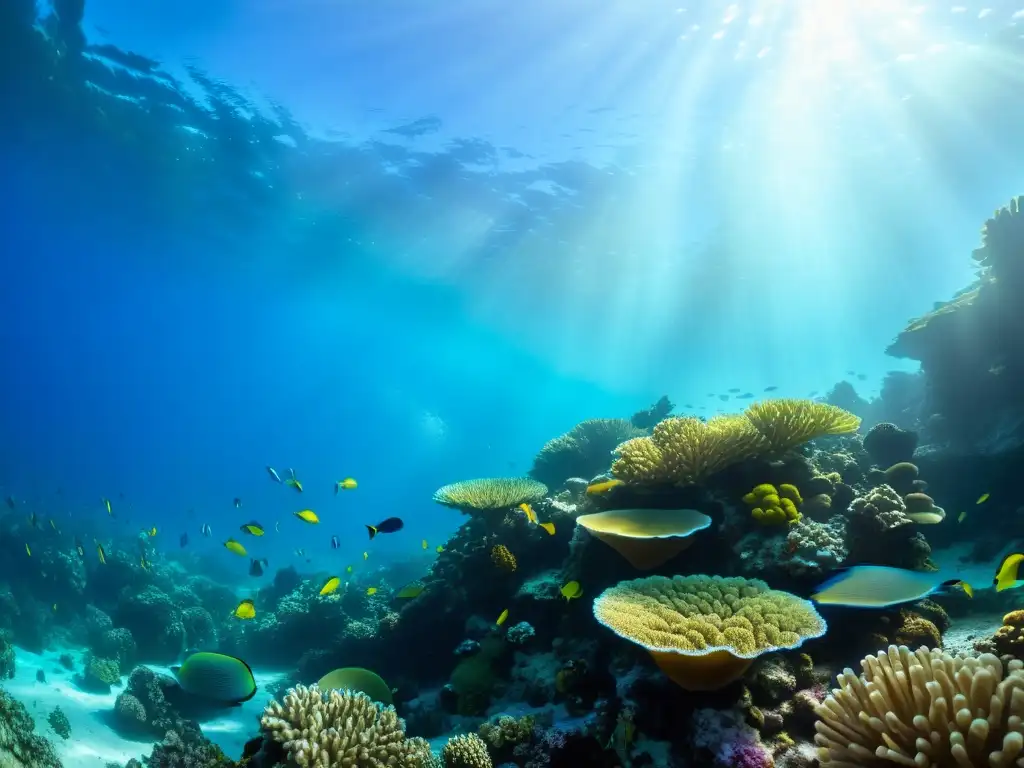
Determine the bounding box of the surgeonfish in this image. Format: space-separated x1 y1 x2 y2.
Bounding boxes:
345 565 353 574
331 535 340 550
224 539 248 557
335 478 358 493
518 503 538 524
560 581 583 600
97 543 107 564
496 609 509 626
586 479 624 495
811 565 972 607
395 583 425 599
233 600 256 620
239 522 265 536
49 519 58 532
249 558 268 577
285 469 303 493
539 522 556 535
294 509 319 524
366 587 378 596
171 651 257 704
266 466 282 483
320 577 341 596
977 493 991 504
140 554 151 570
764 386 778 392
366 517 403 539
29 513 38 529
994 553 1024 592
201 523 212 537
294 548 305 558
316 667 392 704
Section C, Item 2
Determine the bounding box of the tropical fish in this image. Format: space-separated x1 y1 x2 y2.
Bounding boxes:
294 548 305 558
49 519 58 532
75 538 85 559
266 466 282 483
104 498 112 516
294 509 319 524
201 523 212 537
140 554 151 570
335 478 358 493
436 545 444 553
28 512 38 529
233 498 242 508
275 521 280 532
518 503 538 524
239 522 265 536
180 533 189 548
395 583 425 599
994 553 1024 592
366 517 403 539
320 577 341 596
147 527 157 537
172 651 257 704
727 388 740 393
285 478 304 493
561 581 582 600
224 539 248 557
539 522 556 535
811 566 971 607
977 493 991 504
331 535 340 550
97 543 107 564
496 609 509 626
737 392 754 399
5 496 14 510
25 543 30 557
586 479 624 495
421 539 428 550
719 395 729 401
363 551 368 560
316 667 392 705
233 599 256 620
366 587 378 596
249 558 268 577
957 511 967 524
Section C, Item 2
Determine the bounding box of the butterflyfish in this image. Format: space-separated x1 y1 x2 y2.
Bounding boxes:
994 553 1024 592
518 503 538 524
266 466 282 483
320 577 341 595
335 478 358 493
239 522 265 536
140 554 150 570
977 493 991 504
395 583 425 599
586 479 624 495
147 527 157 537
366 517 403 539
294 509 319 524
812 565 971 607
172 651 257 704
233 599 256 620
97 543 107 564
316 667 391 705
560 581 582 600
539 522 556 535
224 539 248 557
496 609 509 626
366 587 378 595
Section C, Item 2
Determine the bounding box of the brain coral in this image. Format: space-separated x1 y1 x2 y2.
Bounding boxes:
433 478 547 512
261 685 432 768
594 574 826 691
815 645 1024 767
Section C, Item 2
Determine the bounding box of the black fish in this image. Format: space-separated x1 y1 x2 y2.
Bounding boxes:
737 392 753 399
331 535 340 550
764 386 778 392
366 517 404 539
233 498 242 508
180 533 189 548
249 558 268 577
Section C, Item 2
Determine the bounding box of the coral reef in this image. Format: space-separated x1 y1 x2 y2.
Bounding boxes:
0 687 62 768
46 708 70 741
529 418 646 489
441 734 492 768
433 479 548 512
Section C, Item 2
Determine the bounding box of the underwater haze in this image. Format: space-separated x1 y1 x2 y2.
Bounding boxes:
4 1 1024 767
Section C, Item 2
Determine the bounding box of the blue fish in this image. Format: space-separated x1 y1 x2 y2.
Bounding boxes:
812 565 972 608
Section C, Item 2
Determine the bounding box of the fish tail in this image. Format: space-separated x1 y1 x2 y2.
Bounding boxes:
366 525 377 540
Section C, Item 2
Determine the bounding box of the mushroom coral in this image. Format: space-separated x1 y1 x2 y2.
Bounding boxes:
432 478 547 512
593 574 826 691
815 645 1024 767
576 508 712 570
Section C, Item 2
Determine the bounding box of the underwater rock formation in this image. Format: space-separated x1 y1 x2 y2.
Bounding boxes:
0 687 62 768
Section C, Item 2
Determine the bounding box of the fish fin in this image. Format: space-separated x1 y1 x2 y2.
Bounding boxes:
366 525 377 539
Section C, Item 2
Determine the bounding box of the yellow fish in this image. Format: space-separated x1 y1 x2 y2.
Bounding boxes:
147 527 157 537
233 599 256 620
97 543 107 564
239 522 265 536
958 511 967 524
496 608 509 626
140 555 150 570
978 493 991 504
285 478 304 493
224 539 248 557
363 551 369 560
995 553 1024 592
560 581 582 600
436 545 444 553
586 479 624 495
25 543 30 557
518 503 538 524
294 509 319 524
320 577 341 596
366 587 378 596
104 498 112 515
961 582 975 598
396 583 425 599
335 478 358 493
421 539 428 550
539 522 556 536
346 565 354 574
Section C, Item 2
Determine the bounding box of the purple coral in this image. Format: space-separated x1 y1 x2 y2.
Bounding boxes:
720 736 774 768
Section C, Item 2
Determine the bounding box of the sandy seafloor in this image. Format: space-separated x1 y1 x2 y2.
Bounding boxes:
7 646 286 768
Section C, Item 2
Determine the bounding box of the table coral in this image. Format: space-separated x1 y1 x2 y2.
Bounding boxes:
433 478 548 512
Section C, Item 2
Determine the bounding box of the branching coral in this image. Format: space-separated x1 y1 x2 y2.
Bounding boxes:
744 399 861 453
815 645 1024 766
490 545 516 573
848 484 912 532
479 715 535 750
261 684 432 768
441 734 492 768
593 574 827 690
529 418 646 488
433 478 547 512
785 519 848 574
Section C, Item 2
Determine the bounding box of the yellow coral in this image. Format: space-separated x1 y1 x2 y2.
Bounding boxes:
433 478 547 512
593 575 826 691
610 436 671 484
744 399 861 452
260 685 432 768
490 545 516 573
441 734 492 768
778 484 803 505
743 484 801 525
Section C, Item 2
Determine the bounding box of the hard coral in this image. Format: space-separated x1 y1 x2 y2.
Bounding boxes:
261 685 432 768
147 727 235 768
991 610 1024 657
433 478 547 512
0 687 62 768
529 418 645 489
478 715 535 750
490 545 516 573
862 422 918 467
783 519 848 575
441 734 492 768
744 399 861 453
744 483 801 525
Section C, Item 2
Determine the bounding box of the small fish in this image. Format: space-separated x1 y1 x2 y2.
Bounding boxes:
727 388 740 393
958 511 967 524
233 498 242 508
994 553 1024 592
737 392 753 399
363 551 368 560
366 587 378 596
808 390 819 396
539 521 556 535
240 522 265 536
518 503 538 524
294 509 319 524
320 577 341 595
180 533 189 548
335 478 357 494
249 558 268 577
395 583 425 599
51 604 57 613
421 539 428 550
436 545 444 553
224 539 248 557
764 386 778 392
104 498 112 515
25 543 31 557
857 374 867 381
586 479 624 495
366 517 403 539
267 466 282 483
75 538 85 559
496 609 509 626
28 512 38 529
147 526 157 537
977 493 991 505
719 394 729 401
140 554 150 570
49 519 57 532
295 548 305 557
812 565 971 607
201 523 212 537
275 521 280 532
97 543 107 564
561 581 582 600
172 651 257 703
346 565 353 573
331 535 340 550
285 478 304 493
233 599 256 620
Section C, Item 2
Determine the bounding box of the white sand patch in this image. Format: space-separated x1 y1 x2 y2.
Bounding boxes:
5 646 287 768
